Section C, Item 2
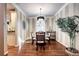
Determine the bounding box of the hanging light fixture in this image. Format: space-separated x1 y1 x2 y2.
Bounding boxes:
37 8 44 20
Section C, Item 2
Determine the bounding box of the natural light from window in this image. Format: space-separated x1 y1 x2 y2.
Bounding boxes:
36 18 45 32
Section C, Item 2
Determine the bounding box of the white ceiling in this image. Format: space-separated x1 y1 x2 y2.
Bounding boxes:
16 3 65 17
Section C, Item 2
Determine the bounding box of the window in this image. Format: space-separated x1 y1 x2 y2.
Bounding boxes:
36 18 45 32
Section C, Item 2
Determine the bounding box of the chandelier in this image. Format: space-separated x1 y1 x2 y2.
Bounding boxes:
37 8 44 20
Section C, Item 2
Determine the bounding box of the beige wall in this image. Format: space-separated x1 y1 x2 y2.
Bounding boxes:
15 8 28 47
0 3 6 55
53 3 79 50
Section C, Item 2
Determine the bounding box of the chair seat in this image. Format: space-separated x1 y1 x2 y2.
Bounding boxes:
45 37 49 40
33 37 36 40
37 41 44 43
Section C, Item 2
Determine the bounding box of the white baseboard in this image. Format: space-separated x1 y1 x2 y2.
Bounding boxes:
56 40 67 47
25 39 32 43
4 51 8 55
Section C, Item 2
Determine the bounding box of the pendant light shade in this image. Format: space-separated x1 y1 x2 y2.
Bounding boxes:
37 16 44 20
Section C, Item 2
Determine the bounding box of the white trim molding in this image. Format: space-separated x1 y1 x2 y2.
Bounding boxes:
4 51 8 56
55 3 69 16
12 3 26 16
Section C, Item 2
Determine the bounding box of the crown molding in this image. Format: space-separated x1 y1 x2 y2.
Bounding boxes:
12 3 27 16
55 3 69 16
4 51 8 56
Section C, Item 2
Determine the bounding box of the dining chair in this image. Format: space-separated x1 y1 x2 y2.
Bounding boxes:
31 32 36 45
36 32 46 50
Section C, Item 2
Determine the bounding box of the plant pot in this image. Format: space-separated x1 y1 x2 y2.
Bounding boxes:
65 47 79 56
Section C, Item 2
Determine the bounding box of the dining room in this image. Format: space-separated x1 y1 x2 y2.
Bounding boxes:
7 3 69 56
4 3 79 56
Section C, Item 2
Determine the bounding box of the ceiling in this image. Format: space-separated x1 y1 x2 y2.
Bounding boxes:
16 3 65 17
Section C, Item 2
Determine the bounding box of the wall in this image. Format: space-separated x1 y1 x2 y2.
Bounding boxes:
0 3 7 55
15 8 28 48
4 4 8 55
53 3 79 50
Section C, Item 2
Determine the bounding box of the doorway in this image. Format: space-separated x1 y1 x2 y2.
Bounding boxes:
6 3 17 53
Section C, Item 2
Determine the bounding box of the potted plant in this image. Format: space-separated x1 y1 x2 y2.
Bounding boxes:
56 15 79 55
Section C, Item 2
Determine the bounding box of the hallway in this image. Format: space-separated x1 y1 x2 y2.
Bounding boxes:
7 32 16 47
8 41 68 56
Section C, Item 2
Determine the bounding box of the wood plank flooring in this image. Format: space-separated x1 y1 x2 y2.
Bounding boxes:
8 41 68 56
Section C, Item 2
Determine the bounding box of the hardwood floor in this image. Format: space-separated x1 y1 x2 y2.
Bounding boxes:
8 41 68 56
